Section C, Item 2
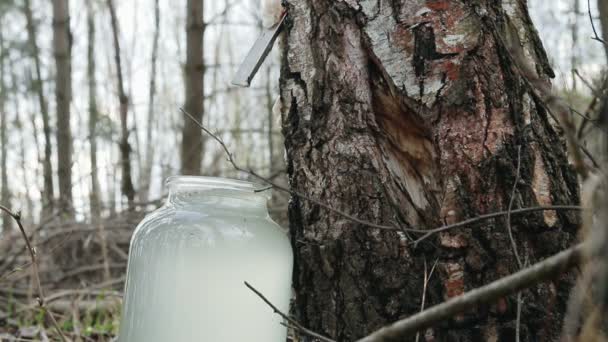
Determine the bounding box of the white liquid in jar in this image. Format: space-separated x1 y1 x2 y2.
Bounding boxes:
118 207 293 342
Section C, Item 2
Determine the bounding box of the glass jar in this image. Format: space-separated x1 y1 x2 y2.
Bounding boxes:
118 176 293 341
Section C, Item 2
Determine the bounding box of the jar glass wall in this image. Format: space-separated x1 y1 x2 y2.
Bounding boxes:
118 176 293 341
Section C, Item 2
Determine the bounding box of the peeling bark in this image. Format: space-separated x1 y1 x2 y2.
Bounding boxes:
280 1 579 341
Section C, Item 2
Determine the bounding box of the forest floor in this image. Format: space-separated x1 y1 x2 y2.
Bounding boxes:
0 211 142 341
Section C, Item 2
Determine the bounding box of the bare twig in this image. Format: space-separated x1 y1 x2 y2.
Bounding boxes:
507 146 524 269
506 145 523 342
244 281 336 342
573 69 601 98
412 205 583 245
181 108 424 233
576 76 608 139
515 256 530 342
205 0 242 25
587 0 607 45
0 204 67 341
578 142 601 169
356 242 591 342
183 108 584 240
415 258 438 342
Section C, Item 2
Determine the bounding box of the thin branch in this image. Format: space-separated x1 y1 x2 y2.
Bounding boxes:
244 281 336 342
412 205 583 245
182 108 584 240
573 69 602 98
0 205 67 341
507 146 523 342
181 108 422 233
356 242 590 342
205 0 242 26
507 145 523 269
415 258 438 342
576 75 608 139
516 256 530 342
579 142 602 170
587 0 607 45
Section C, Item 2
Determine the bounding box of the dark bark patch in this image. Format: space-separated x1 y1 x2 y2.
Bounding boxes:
413 24 458 78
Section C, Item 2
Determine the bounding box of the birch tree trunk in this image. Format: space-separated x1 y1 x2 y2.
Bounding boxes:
87 2 101 220
24 0 54 216
280 1 580 340
52 0 73 215
181 0 205 175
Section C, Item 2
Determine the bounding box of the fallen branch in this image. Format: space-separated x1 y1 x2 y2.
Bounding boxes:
356 242 589 342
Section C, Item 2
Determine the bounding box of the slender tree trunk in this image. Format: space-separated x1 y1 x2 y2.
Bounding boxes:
281 1 580 341
52 0 73 216
23 0 54 216
87 2 101 221
107 0 135 209
87 7 110 280
181 0 205 175
265 65 275 175
571 0 580 90
11 70 34 225
599 0 608 62
0 23 11 232
141 0 161 202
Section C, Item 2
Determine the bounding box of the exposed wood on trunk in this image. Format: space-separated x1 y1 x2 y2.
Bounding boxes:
181 0 205 175
141 0 161 202
52 0 73 216
87 2 102 221
23 0 54 215
106 0 136 209
280 1 580 340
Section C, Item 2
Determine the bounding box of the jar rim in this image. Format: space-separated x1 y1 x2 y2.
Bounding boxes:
165 176 269 195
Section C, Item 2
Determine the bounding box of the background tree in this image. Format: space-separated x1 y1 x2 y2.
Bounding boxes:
87 1 101 220
140 0 161 202
599 0 608 62
280 1 580 340
181 0 205 175
0 19 11 232
23 0 54 216
52 0 73 216
107 0 136 208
